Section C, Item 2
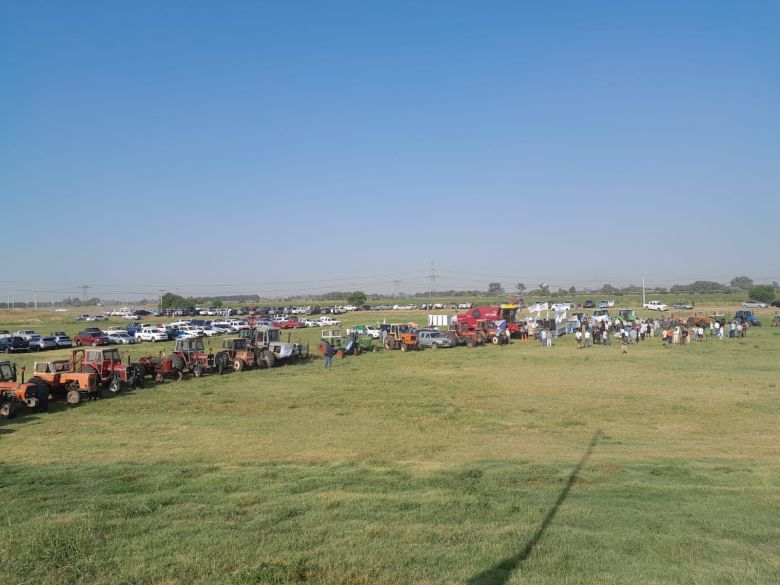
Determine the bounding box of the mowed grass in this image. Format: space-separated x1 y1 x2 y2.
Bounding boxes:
1 310 779 584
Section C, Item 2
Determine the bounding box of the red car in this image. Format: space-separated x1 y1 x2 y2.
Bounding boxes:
274 317 302 329
74 331 110 346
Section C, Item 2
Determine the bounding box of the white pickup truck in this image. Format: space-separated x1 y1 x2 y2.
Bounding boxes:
643 300 669 311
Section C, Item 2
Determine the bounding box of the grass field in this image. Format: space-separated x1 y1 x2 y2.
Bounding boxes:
1 308 778 584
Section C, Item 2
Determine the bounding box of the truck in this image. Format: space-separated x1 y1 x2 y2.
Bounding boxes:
643 300 669 312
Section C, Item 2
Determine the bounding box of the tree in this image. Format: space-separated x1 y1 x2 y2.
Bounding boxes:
599 283 618 294
747 285 775 303
515 283 526 294
161 292 192 309
730 276 754 289
346 291 368 306
487 282 504 295
538 282 550 296
568 286 576 294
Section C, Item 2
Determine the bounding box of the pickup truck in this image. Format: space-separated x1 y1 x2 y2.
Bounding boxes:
643 300 669 311
74 330 110 346
318 316 341 326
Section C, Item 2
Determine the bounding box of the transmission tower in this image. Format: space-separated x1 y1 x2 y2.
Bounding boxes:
429 261 437 304
81 283 90 305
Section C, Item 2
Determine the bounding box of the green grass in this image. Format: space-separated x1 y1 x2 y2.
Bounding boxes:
1 309 779 584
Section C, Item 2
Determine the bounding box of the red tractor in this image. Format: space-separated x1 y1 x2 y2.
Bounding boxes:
167 338 218 377
456 304 522 337
73 348 145 393
446 321 485 347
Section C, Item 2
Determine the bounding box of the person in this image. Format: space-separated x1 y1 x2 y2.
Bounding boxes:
324 342 334 368
575 329 583 349
584 328 591 348
380 327 387 346
621 330 629 354
546 327 553 347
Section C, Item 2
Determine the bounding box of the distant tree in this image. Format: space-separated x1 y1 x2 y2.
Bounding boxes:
747 285 775 303
515 282 526 294
346 291 368 306
161 292 191 309
730 276 754 289
487 282 504 295
568 286 576 294
773 281 780 291
211 300 223 308
670 281 727 293
599 283 618 294
538 283 550 296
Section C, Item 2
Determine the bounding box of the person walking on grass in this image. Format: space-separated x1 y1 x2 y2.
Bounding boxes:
575 329 583 349
621 330 629 354
324 342 334 368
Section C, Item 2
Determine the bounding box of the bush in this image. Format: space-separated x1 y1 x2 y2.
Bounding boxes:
747 285 775 303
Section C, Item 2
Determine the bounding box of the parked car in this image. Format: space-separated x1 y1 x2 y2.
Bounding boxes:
417 330 454 349
74 330 110 346
0 330 10 339
771 299 780 308
14 330 39 340
742 300 768 309
135 328 168 342
318 316 341 326
29 335 58 351
643 300 669 311
0 336 29 353
583 300 596 308
107 331 136 344
673 301 694 310
598 300 614 309
734 310 761 326
51 332 73 348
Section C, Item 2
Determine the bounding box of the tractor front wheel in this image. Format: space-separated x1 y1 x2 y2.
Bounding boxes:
492 336 500 345
234 358 245 372
67 389 81 405
0 402 15 419
193 365 204 378
400 343 408 352
108 379 121 393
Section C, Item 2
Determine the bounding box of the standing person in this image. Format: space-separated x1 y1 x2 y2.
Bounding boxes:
380 327 387 347
539 326 546 346
621 330 629 353
575 329 583 349
324 342 334 368
713 320 720 339
546 327 553 347
584 328 591 348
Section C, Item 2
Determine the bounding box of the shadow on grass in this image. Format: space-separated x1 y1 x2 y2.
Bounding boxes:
467 430 602 585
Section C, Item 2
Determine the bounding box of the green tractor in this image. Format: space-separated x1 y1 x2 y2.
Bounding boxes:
317 329 376 358
615 309 638 328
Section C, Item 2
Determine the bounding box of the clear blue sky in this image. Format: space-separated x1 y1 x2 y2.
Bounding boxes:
1 0 778 300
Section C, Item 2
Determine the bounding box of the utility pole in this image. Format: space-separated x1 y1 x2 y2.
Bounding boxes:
429 261 437 305
34 293 37 310
81 283 89 305
393 280 400 298
642 274 646 307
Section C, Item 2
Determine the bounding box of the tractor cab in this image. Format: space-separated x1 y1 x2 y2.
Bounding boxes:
34 360 72 374
175 338 206 355
0 361 18 382
222 338 249 351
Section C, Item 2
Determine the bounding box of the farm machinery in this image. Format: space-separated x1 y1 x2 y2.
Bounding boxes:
0 361 46 418
456 304 522 337
446 321 485 347
615 309 639 328
29 358 100 405
317 329 375 358
215 337 257 372
475 319 509 345
238 325 309 367
383 324 419 351
73 348 145 393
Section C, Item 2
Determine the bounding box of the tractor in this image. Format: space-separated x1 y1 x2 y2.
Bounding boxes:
615 309 639 328
0 361 45 418
475 319 509 345
215 337 257 372
73 348 145 393
29 359 99 405
238 325 309 367
135 353 185 383
167 338 218 377
383 324 419 351
317 330 373 358
446 321 484 347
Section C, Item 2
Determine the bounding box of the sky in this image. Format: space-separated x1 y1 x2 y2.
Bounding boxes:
1 0 778 300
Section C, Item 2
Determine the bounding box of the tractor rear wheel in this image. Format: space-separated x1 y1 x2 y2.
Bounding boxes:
492 336 500 345
29 376 49 412
263 351 276 368
174 369 184 381
400 343 408 352
108 379 121 393
466 337 474 348
0 401 16 419
384 338 394 350
234 358 245 372
169 354 185 371
67 389 81 405
130 365 145 389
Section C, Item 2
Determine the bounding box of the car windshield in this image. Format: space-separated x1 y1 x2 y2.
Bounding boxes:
429 332 443 338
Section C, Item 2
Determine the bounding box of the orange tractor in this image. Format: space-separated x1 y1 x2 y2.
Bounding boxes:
0 361 46 418
29 358 100 405
383 324 419 352
446 321 484 347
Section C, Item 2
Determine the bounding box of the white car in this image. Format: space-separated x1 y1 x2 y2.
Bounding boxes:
14 329 39 340
169 319 192 328
742 300 768 309
177 325 205 337
318 317 341 326
551 303 569 312
121 312 140 320
643 300 669 311
201 327 220 337
107 332 136 344
135 328 168 342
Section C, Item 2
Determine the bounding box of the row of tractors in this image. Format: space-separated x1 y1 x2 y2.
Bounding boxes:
0 325 309 419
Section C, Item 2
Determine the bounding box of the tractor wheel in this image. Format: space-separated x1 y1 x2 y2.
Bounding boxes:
234 358 245 372
384 338 394 350
0 401 16 419
492 336 500 345
174 369 184 381
67 389 81 405
193 365 204 378
400 343 408 352
30 377 49 412
108 379 121 394
130 365 145 389
263 351 276 369
169 354 185 371
466 337 474 348
336 350 344 359
155 372 164 384
215 353 227 375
